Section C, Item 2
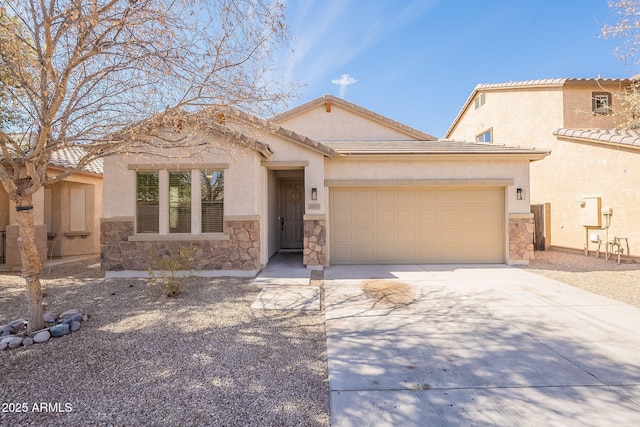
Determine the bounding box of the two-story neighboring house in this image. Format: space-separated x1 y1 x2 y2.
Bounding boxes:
445 78 639 259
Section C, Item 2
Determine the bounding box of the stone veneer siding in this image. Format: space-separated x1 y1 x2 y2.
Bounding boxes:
509 214 535 263
100 217 260 271
303 218 326 267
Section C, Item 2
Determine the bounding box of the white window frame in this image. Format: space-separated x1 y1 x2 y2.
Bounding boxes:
132 165 227 237
592 92 612 115
476 128 492 144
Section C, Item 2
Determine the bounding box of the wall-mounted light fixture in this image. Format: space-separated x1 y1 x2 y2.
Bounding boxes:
516 188 526 200
311 187 317 201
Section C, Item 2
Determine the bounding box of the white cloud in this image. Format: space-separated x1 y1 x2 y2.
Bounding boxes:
331 74 357 98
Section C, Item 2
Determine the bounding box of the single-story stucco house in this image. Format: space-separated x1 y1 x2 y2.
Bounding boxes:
100 95 548 276
1 147 103 268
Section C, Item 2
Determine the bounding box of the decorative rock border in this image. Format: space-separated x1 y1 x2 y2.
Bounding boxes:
0 309 87 351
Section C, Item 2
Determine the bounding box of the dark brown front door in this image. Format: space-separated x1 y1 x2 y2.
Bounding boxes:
279 180 304 249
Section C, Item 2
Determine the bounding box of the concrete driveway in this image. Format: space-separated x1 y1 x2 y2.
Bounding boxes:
324 264 640 426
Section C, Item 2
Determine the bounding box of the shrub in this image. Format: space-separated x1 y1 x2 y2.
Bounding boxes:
147 246 198 297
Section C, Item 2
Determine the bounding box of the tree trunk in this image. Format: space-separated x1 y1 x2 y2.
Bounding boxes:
15 194 44 333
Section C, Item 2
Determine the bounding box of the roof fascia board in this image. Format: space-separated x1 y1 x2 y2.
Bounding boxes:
330 152 549 161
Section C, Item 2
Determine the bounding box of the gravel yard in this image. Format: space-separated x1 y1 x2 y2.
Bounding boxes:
521 249 640 308
0 259 329 427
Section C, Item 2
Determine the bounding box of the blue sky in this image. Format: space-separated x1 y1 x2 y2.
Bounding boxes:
274 0 630 138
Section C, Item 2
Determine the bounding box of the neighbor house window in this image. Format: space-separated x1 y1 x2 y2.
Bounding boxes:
69 188 87 231
136 172 159 233
474 93 486 109
201 171 224 233
476 129 492 143
169 171 191 233
592 92 612 115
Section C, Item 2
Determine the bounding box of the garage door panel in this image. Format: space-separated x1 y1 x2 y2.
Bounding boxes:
354 229 374 244
330 187 504 264
375 228 395 244
397 209 415 224
332 229 353 244
355 209 374 225
353 190 372 204
376 209 394 223
375 190 395 204
397 228 416 245
397 190 416 204
416 190 438 203
354 247 373 263
417 208 437 223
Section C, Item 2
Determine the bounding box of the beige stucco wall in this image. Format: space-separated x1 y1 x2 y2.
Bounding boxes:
0 185 9 232
535 139 639 255
563 82 626 129
448 82 640 257
103 132 262 220
448 88 565 148
276 103 418 141
45 172 103 258
325 156 532 214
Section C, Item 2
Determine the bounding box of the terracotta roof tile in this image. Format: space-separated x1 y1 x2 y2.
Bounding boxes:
553 128 640 150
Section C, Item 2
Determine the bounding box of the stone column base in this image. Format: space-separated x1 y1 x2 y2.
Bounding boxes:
508 213 535 265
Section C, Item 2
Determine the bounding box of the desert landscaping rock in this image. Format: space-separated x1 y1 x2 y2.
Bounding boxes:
59 308 81 319
50 323 71 337
43 312 57 323
8 337 23 348
32 330 51 343
1 335 15 344
0 342 7 351
0 308 85 350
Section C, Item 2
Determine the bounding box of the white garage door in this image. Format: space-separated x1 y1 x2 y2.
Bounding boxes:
329 187 505 264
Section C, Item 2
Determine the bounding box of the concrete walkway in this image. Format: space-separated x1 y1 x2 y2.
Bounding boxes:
324 264 640 426
251 252 320 310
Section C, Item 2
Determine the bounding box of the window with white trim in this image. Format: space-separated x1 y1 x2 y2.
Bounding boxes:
169 171 191 233
135 169 224 234
136 171 159 233
474 93 485 109
201 171 224 233
592 92 612 115
476 129 492 144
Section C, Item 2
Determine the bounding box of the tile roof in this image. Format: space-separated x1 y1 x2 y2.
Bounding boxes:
273 95 438 141
323 139 549 157
50 147 104 174
3 134 103 174
553 128 640 150
474 77 629 91
170 107 336 157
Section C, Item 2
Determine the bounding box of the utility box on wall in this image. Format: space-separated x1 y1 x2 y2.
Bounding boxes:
579 196 601 227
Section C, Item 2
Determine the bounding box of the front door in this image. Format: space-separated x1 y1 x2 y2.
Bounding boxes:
279 180 304 249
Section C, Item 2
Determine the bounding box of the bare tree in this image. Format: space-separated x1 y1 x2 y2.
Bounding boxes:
601 0 640 128
0 0 291 332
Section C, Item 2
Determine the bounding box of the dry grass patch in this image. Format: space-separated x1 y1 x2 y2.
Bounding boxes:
362 279 417 308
